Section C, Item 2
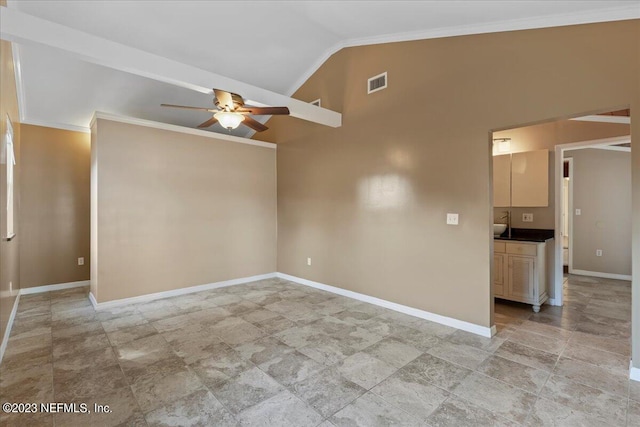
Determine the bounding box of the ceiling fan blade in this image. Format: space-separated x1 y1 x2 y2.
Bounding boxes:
161 103 215 112
237 106 290 115
197 116 219 128
241 116 269 132
213 89 235 110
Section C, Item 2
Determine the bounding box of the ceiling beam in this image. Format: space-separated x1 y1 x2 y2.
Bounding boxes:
0 7 341 128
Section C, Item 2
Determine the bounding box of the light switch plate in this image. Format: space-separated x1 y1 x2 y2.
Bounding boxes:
522 213 533 222
575 209 581 216
78 257 84 266
446 213 459 225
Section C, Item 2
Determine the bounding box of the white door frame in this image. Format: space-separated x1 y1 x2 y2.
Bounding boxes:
553 135 631 305
565 158 574 274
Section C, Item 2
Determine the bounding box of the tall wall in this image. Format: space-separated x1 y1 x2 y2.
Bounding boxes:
493 120 629 230
19 124 90 288
259 20 639 343
0 38 20 352
567 148 631 277
91 118 277 303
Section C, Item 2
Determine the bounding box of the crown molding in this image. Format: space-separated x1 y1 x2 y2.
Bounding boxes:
21 118 91 133
91 112 277 149
287 5 640 96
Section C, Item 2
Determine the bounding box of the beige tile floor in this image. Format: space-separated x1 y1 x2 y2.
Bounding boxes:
0 274 636 426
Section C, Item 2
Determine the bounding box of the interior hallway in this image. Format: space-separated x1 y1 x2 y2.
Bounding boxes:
0 275 638 426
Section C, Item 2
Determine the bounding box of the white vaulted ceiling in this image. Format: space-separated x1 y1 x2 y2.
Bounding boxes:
5 0 640 137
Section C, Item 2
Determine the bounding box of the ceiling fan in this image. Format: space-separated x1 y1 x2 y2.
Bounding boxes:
161 88 289 132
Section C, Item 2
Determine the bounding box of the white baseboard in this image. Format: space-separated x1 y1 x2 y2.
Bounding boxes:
631 360 640 382
88 291 98 310
548 298 561 306
0 293 20 365
91 273 277 310
569 269 631 281
20 280 90 295
277 272 494 338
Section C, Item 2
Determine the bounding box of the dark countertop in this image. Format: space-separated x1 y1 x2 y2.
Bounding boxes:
495 228 555 242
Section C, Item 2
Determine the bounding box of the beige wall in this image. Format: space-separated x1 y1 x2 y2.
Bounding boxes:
91 118 277 303
19 125 90 288
0 38 20 350
493 120 630 229
567 148 631 276
259 20 639 344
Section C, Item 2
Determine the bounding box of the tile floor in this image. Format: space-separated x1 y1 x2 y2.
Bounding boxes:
0 274 636 426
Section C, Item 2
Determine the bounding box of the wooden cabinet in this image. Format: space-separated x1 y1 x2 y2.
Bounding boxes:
493 253 507 297
494 240 551 312
508 256 535 300
511 150 549 207
493 241 506 297
493 154 511 208
493 149 549 208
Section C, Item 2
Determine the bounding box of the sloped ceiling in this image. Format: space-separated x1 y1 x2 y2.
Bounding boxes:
6 0 640 137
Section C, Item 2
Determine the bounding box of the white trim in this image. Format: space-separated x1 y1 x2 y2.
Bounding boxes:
277 272 494 338
11 43 26 122
0 7 341 128
567 158 574 278
562 136 631 151
569 269 632 281
91 112 277 149
570 115 630 125
554 145 564 306
548 298 561 306
591 145 631 153
89 291 98 310
0 293 20 365
286 5 640 96
20 280 90 295
91 273 277 310
631 360 640 382
21 118 91 134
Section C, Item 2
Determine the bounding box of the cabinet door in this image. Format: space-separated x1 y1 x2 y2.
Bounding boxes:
511 149 549 207
493 253 506 297
493 154 511 207
508 255 535 301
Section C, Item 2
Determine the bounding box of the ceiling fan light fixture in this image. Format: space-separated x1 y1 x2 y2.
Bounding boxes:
214 111 244 130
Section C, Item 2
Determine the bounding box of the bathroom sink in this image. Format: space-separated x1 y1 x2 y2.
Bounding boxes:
493 224 507 236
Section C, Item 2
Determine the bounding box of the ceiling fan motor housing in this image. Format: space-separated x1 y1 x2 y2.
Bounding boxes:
215 92 245 111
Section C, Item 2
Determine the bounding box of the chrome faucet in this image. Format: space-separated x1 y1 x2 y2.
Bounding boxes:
500 210 512 238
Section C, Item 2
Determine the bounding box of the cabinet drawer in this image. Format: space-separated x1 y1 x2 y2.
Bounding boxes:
506 243 537 256
494 241 506 253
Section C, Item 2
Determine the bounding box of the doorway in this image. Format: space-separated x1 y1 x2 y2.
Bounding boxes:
554 134 633 301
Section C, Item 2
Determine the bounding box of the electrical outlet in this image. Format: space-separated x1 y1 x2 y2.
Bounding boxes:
522 213 534 222
575 208 581 216
78 257 84 266
446 213 459 225
9 281 12 292
596 249 602 257
307 257 312 266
